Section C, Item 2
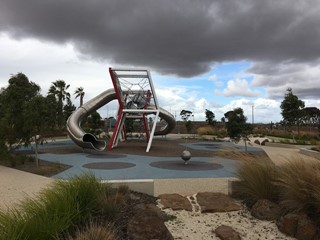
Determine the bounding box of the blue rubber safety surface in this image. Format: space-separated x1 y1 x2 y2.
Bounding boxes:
18 139 263 180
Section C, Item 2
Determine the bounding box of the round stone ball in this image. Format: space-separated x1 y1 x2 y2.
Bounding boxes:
181 150 191 162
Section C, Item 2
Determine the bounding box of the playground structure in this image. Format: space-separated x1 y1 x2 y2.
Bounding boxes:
67 68 176 152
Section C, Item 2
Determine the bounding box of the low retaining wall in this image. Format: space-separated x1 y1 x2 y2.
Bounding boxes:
265 142 304 149
299 148 320 160
103 177 238 196
103 179 154 196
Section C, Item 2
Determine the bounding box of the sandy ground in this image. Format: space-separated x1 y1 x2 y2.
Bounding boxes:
0 137 319 239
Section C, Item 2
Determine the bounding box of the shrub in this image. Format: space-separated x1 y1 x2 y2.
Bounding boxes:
98 185 129 221
233 159 279 206
216 129 228 138
0 173 121 240
234 155 320 224
197 126 215 135
276 159 320 216
28 155 36 162
68 221 118 240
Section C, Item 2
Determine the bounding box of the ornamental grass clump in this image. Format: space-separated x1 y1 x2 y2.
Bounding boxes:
68 221 118 240
276 159 320 217
0 173 123 240
233 159 279 206
98 185 129 221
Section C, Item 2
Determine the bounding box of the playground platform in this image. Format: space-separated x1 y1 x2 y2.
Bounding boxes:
14 135 265 196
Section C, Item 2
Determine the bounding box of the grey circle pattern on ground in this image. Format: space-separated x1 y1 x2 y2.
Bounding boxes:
194 143 221 148
83 162 136 169
149 160 223 171
86 153 127 159
194 143 221 147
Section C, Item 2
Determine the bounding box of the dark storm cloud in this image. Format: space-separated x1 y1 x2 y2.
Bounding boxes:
1 0 320 77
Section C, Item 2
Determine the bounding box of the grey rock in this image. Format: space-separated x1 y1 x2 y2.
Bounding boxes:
251 199 281 221
215 225 241 240
197 192 241 213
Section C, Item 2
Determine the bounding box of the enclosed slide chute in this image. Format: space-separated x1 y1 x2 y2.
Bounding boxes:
66 68 175 152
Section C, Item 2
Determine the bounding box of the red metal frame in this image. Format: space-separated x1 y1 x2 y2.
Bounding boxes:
108 67 125 150
108 67 160 152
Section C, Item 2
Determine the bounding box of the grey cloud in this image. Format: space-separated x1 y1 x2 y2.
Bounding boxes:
1 0 320 77
250 60 320 99
267 86 320 100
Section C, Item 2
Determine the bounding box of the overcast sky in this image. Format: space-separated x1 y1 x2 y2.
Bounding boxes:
1 0 320 123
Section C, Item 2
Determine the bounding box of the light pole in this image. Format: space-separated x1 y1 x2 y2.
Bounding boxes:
192 114 195 138
252 105 254 126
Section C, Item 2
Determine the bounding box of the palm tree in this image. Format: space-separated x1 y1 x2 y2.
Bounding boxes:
74 87 85 107
48 80 71 128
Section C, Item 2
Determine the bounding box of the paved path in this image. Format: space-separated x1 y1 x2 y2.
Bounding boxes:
261 146 315 165
0 166 54 209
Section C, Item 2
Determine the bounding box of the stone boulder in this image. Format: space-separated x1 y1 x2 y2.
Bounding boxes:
196 192 241 213
133 203 166 220
127 203 174 240
277 213 299 237
261 139 269 145
277 213 319 240
254 139 260 145
215 225 241 240
158 193 192 211
250 199 281 221
296 214 319 240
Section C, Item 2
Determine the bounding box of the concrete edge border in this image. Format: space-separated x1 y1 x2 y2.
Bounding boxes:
265 142 302 149
299 148 320 160
102 177 239 197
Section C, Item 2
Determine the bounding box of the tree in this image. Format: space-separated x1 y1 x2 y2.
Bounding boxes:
224 108 249 140
48 80 71 129
205 109 216 126
280 88 305 135
180 110 192 121
44 94 59 131
74 87 85 107
180 110 193 133
0 73 41 150
0 88 7 155
0 97 7 155
304 107 320 131
24 95 49 166
87 111 102 129
83 110 103 136
63 98 76 122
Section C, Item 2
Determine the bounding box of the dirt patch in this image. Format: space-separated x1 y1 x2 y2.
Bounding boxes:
0 158 71 177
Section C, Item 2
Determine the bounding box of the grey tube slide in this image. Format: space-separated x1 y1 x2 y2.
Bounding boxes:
67 89 176 151
67 89 116 151
148 106 176 136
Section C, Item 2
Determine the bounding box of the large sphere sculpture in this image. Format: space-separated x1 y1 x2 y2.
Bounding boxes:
181 150 191 164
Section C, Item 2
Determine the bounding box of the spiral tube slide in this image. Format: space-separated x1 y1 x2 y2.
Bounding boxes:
148 106 176 136
66 89 176 151
66 89 116 151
